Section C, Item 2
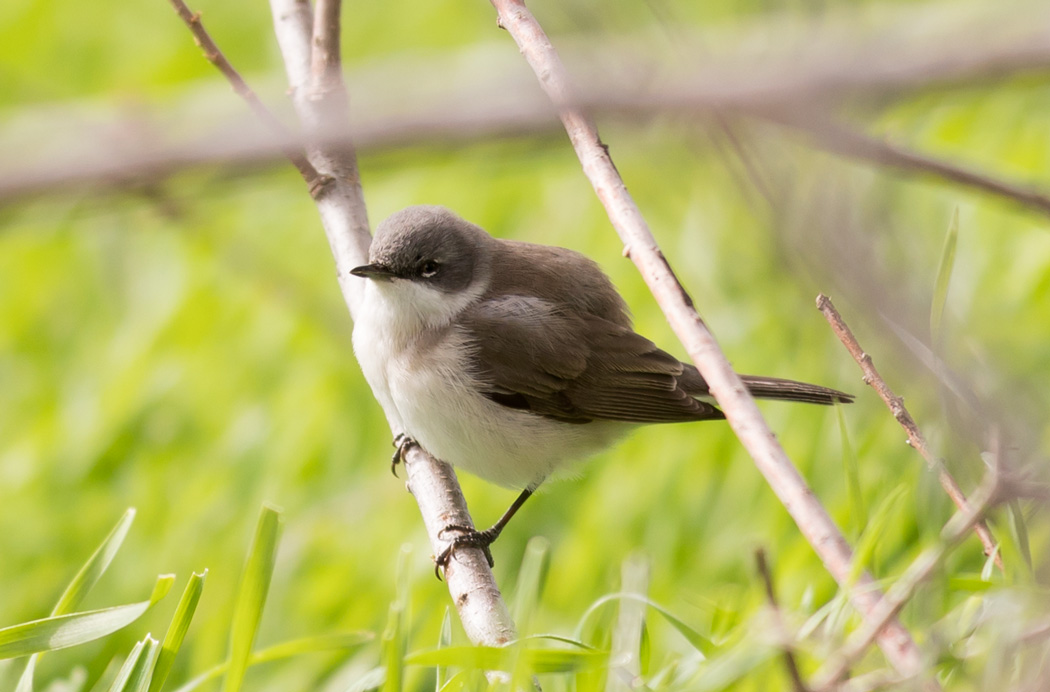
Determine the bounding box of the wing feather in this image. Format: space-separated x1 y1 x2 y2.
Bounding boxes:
461 294 723 424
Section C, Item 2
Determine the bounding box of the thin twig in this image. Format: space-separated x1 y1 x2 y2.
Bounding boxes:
816 294 1003 570
487 0 929 683
264 0 519 650
767 110 1050 218
165 0 323 190
755 549 810 692
810 456 1002 690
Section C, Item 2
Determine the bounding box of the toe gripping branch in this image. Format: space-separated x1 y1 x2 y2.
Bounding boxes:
434 525 500 579
433 487 535 580
390 433 416 477
388 434 537 581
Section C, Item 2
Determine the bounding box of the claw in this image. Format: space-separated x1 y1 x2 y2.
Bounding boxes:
390 434 415 477
434 524 498 579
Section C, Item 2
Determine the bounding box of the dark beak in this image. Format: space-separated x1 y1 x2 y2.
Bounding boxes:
350 263 397 281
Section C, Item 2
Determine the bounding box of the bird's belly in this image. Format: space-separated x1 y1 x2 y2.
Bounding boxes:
388 339 628 489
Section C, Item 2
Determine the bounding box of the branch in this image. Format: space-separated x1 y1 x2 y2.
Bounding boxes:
266 0 517 649
10 7 1050 216
811 450 1003 690
755 549 809 692
816 294 1003 570
165 0 323 190
765 110 1050 218
268 0 370 323
487 0 930 682
167 0 517 650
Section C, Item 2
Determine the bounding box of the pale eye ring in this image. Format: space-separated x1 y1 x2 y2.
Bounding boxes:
420 260 439 278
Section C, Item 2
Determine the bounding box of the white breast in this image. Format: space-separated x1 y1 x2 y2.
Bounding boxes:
352 281 628 489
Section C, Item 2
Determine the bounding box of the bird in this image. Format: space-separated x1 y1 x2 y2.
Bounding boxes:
350 205 852 571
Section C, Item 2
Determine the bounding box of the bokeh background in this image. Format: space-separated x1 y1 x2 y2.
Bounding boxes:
2 0 1049 690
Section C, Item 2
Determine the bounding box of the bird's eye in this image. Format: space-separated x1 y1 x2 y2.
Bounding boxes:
420 260 439 278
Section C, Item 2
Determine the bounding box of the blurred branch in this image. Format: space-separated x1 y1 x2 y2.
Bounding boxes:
7 10 1050 215
164 0 323 190
166 0 518 651
816 294 1003 570
486 0 929 683
766 110 1050 218
811 442 1004 690
755 549 809 692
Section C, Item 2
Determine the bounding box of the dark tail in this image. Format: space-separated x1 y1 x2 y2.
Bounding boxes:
679 365 853 405
739 375 854 405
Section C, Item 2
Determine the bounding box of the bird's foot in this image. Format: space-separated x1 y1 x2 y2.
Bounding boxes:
390 433 416 477
434 524 500 579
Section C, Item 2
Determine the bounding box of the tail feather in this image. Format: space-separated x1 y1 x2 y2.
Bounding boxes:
679 364 853 405
739 375 854 405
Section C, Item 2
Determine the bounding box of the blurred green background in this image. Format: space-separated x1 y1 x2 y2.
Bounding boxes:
2 0 1049 690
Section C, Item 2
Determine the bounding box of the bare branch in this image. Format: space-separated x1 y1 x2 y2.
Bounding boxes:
811 453 1003 690
311 0 343 87
400 447 516 647
264 0 519 649
755 549 809 692
267 0 369 318
816 294 1003 570
486 0 929 682
165 0 323 189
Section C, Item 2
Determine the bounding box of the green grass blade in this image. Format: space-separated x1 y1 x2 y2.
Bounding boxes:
380 545 412 692
250 632 374 663
380 602 405 692
574 593 713 657
930 208 959 347
107 639 146 692
15 509 139 692
405 645 607 674
836 406 864 538
114 636 160 692
148 570 207 692
222 504 283 692
848 484 907 584
13 655 38 692
0 575 174 659
55 509 137 617
343 667 386 692
170 632 373 692
512 537 549 635
520 634 598 650
1008 499 1033 571
435 608 451 692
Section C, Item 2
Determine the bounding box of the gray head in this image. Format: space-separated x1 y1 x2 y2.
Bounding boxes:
351 206 492 295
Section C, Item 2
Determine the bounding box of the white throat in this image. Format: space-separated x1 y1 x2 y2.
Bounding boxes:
360 273 487 346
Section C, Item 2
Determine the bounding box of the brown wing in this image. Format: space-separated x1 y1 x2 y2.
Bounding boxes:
461 294 723 424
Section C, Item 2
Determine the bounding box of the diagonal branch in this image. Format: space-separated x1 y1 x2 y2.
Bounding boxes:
165 0 323 190
764 110 1050 218
816 294 1003 571
486 0 930 683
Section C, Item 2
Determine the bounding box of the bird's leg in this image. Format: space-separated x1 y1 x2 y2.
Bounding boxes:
390 433 416 477
435 487 535 578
